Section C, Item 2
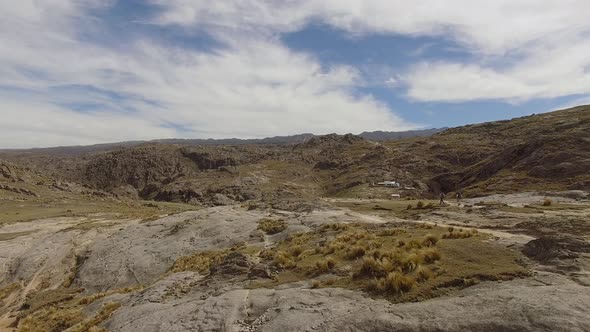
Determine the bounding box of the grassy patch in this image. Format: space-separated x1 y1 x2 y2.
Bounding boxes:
254 222 528 302
257 218 288 235
0 230 37 241
16 286 135 332
0 198 196 225
68 302 121 332
18 301 121 332
18 305 85 332
0 282 21 300
170 249 229 274
332 199 441 220
497 206 543 214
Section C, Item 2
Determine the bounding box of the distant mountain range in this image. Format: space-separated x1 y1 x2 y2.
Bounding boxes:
0 128 445 154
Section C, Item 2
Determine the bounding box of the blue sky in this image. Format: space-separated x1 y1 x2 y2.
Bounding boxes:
1 1 589 148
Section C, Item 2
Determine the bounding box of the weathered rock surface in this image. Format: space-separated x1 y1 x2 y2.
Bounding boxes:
523 235 590 262
99 272 589 332
72 207 267 292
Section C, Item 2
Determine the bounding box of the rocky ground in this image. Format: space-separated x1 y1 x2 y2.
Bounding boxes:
1 191 589 331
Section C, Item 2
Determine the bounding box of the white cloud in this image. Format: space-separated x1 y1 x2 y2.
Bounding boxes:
3 1 590 148
153 0 590 102
0 0 414 148
153 0 590 54
404 39 590 102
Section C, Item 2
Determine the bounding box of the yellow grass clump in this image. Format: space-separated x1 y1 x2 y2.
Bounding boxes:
257 218 288 234
170 250 228 273
368 272 416 294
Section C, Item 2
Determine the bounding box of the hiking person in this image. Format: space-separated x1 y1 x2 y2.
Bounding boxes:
439 192 446 205
456 191 463 204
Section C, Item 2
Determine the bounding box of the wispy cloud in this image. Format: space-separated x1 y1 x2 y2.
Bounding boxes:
0 1 414 148
154 0 590 102
2 0 589 148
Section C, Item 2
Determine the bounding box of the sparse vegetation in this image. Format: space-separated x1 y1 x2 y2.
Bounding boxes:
345 246 367 259
257 218 288 234
289 245 304 258
170 250 228 273
313 258 336 274
415 266 434 281
257 222 527 302
419 248 442 263
2 105 589 330
421 234 439 247
274 251 296 268
0 282 20 300
68 302 121 332
18 306 85 332
442 228 478 239
370 272 416 294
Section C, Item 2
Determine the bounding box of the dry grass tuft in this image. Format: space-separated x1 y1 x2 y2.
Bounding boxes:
370 272 416 294
419 248 442 263
170 250 228 273
405 239 423 250
400 253 422 273
256 222 525 303
415 266 434 282
356 257 387 278
313 258 336 274
325 278 337 285
257 218 288 234
289 245 304 258
442 229 477 239
0 282 20 300
378 228 405 236
18 306 84 332
77 286 140 305
421 234 439 247
68 302 121 332
345 246 366 259
321 223 350 232
274 251 296 268
543 199 552 206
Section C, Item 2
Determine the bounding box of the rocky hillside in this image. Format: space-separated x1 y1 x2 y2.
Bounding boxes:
426 105 590 193
1 105 589 207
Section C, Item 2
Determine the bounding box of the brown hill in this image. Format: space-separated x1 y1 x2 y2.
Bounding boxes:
1 105 588 208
